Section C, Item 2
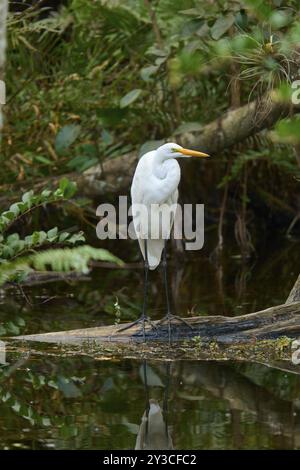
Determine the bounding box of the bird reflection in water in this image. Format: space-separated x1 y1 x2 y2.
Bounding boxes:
135 361 173 450
0 340 7 366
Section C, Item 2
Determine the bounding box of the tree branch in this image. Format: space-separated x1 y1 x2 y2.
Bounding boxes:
79 94 299 198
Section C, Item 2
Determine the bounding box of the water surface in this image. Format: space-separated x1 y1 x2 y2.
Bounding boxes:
0 236 299 450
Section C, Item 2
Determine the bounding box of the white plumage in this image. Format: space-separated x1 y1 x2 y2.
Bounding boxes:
131 142 209 269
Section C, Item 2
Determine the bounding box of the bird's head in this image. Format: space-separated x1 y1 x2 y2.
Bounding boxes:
157 142 209 159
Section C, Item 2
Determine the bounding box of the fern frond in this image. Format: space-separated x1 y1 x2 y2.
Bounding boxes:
0 245 123 287
31 246 122 273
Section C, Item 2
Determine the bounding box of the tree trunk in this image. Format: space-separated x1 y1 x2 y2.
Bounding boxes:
79 94 300 198
286 274 300 304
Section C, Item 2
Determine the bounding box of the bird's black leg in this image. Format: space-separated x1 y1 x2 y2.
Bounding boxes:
157 239 193 342
143 360 150 447
163 362 171 438
162 239 172 343
115 239 157 340
141 239 149 340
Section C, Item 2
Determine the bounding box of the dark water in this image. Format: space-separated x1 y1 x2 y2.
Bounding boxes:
0 355 300 450
0 236 300 449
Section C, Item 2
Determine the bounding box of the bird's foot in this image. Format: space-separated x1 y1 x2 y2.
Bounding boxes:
156 313 194 343
115 315 158 341
157 313 194 329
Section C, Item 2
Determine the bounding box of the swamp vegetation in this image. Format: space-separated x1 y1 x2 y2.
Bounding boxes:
1 0 300 450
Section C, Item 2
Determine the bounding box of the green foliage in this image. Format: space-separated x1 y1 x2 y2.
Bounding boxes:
275 117 300 145
31 245 122 273
0 178 76 234
0 178 122 286
4 0 299 181
0 316 25 336
0 229 85 260
219 140 300 195
2 0 300 246
120 89 143 108
55 124 82 155
0 245 123 287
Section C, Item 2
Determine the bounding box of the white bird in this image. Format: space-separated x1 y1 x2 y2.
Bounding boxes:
119 142 209 340
135 399 173 450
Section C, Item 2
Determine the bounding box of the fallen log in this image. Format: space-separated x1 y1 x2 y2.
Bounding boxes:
6 272 300 364
286 274 300 304
11 301 300 346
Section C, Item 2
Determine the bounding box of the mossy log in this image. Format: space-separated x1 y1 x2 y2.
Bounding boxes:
12 301 300 346
7 275 300 364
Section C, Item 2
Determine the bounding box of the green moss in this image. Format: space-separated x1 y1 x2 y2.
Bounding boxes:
8 336 295 363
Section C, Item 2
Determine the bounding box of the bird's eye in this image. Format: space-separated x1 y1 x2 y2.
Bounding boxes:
171 148 178 153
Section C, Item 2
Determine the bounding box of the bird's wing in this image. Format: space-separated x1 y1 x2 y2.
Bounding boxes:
144 238 165 270
168 189 178 236
131 154 154 242
136 190 178 270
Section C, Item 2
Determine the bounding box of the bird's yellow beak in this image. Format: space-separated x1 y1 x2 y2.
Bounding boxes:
178 147 210 158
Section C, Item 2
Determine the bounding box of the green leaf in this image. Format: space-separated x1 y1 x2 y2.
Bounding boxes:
68 232 85 244
1 211 15 221
140 65 158 82
211 14 235 40
24 235 33 247
96 108 126 126
31 232 40 244
180 8 204 16
0 325 6 335
55 124 81 154
41 189 52 198
9 202 21 216
5 322 20 335
2 246 14 258
47 227 58 239
243 0 272 20
38 231 47 244
22 191 34 205
59 178 77 198
15 316 25 327
53 188 64 198
58 232 70 243
6 233 20 243
120 89 142 108
275 118 300 144
12 401 21 413
67 155 98 172
101 129 113 146
35 155 53 165
146 46 168 57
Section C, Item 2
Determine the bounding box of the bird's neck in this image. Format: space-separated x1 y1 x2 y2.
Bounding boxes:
153 153 175 179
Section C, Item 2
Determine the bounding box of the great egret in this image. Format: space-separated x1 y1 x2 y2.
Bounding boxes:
119 142 209 340
135 398 173 450
135 361 173 450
